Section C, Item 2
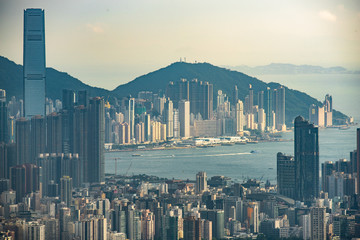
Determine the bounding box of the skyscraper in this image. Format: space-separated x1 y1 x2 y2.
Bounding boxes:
164 99 174 138
275 86 286 130
128 97 135 140
294 116 319 201
46 112 62 154
196 171 208 194
235 100 244 133
88 97 105 183
310 207 326 240
264 87 274 130
73 105 88 184
248 85 253 114
0 90 8 143
60 176 72 207
31 115 46 163
357 128 360 194
23 9 46 118
277 152 296 199
16 118 31 164
179 100 190 138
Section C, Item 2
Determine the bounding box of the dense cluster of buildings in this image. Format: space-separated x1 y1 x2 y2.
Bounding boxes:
0 8 359 240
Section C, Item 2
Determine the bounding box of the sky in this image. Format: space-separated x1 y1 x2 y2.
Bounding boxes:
0 0 360 90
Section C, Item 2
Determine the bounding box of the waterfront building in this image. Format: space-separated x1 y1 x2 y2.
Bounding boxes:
23 9 46 118
179 100 190 138
164 99 174 138
294 116 319 201
235 100 244 133
275 86 286 131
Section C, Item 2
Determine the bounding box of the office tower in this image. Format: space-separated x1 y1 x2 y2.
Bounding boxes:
73 105 88 184
275 86 286 130
26 222 45 240
105 112 112 143
233 85 239 106
10 164 40 203
77 90 88 107
23 9 46 118
16 118 31 164
277 153 296 199
31 115 46 163
164 100 174 138
0 143 16 179
183 216 201 240
0 94 8 143
324 94 332 111
235 100 244 133
310 207 326 240
88 97 105 183
264 87 273 130
135 123 142 143
125 97 135 141
179 100 190 138
294 116 319 201
111 201 127 233
154 205 166 240
144 114 151 142
46 112 62 154
357 128 360 194
60 176 72 207
196 171 208 194
166 79 189 109
248 85 253 114
246 202 259 233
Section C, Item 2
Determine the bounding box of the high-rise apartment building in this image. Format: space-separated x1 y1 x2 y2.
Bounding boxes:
164 99 174 138
60 176 72 207
46 112 62 154
179 100 190 138
167 79 213 119
23 9 46 118
294 116 319 201
26 222 45 240
264 87 274 130
275 86 286 130
88 97 105 183
31 115 46 163
235 100 244 133
277 152 296 199
0 90 8 143
310 207 326 240
357 128 360 194
16 118 31 164
196 171 208 194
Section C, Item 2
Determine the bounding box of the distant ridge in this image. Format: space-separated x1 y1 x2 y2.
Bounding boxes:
225 63 359 75
0 56 348 124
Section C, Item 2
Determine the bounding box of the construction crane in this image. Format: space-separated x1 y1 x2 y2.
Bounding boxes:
125 161 133 176
110 158 120 176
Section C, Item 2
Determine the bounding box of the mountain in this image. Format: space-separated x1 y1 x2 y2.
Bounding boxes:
0 56 109 101
0 56 348 124
112 61 347 124
225 63 354 75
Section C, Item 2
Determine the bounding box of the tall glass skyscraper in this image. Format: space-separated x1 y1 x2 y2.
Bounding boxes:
294 116 319 201
23 9 46 118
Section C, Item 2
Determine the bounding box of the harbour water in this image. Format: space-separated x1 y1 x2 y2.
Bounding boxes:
105 125 358 183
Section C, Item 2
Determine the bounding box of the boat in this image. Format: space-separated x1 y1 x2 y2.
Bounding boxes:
339 126 350 130
132 154 142 157
247 140 258 144
221 142 235 146
235 141 247 145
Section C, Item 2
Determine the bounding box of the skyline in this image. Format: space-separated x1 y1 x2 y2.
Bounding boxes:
0 0 360 90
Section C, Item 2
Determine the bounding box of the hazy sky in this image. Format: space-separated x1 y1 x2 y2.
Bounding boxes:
0 0 359 90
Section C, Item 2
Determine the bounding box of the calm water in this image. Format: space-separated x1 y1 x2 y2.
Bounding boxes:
105 126 358 183
254 74 360 122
